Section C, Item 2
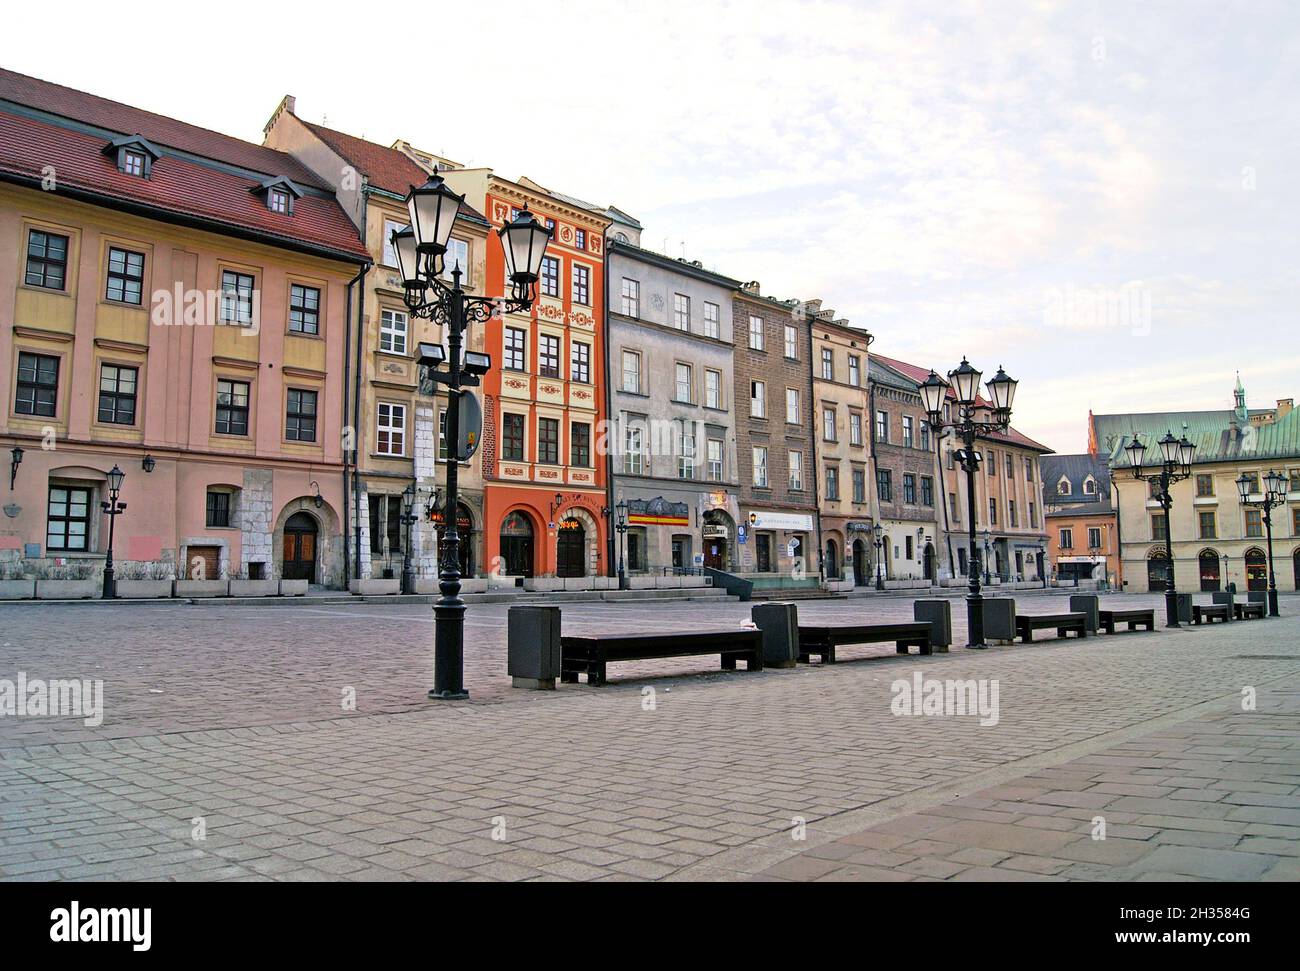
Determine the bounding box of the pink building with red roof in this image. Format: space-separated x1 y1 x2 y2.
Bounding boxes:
0 69 369 593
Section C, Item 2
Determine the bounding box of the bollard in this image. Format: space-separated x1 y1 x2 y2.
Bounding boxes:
1068 594 1100 635
982 597 1017 644
508 605 562 690
751 602 799 668
913 599 952 653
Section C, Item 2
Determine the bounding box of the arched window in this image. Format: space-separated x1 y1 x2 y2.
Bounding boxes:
1198 549 1221 592
1057 477 1071 496
1245 548 1267 592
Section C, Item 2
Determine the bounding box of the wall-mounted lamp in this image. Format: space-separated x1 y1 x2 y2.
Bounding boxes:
310 480 324 508
9 446 22 490
142 454 156 474
549 492 565 521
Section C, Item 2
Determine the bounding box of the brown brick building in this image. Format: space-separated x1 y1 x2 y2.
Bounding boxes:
733 284 818 575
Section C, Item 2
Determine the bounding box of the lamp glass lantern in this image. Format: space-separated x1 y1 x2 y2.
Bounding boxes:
947 358 982 406
1177 436 1195 470
1236 472 1252 501
391 227 423 289
1264 468 1285 497
405 176 463 258
985 366 1017 418
106 464 125 495
616 500 628 529
1158 430 1180 465
1124 435 1146 473
498 206 552 286
919 370 948 424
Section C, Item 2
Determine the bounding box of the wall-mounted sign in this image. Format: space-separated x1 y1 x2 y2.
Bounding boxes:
627 496 689 527
750 512 815 531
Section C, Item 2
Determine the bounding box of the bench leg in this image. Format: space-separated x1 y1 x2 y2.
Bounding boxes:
896 641 910 655
919 639 933 656
587 664 606 687
721 654 737 670
561 669 579 684
1020 629 1031 644
748 651 764 672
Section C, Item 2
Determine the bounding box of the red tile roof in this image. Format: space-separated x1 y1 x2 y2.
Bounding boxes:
872 352 1052 453
0 67 331 190
0 109 369 261
297 119 486 221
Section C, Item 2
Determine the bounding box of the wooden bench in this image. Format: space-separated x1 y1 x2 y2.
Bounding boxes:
1193 604 1230 625
797 622 933 663
1099 608 1156 634
560 629 763 686
1015 612 1087 643
1235 602 1266 620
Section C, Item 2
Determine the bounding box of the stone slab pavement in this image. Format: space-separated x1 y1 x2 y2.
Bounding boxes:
0 594 1297 881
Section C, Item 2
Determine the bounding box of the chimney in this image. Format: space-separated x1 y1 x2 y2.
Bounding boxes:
1278 398 1294 419
742 281 761 295
803 299 823 315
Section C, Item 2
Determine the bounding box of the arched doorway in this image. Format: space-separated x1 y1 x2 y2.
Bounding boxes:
1198 549 1221 592
1146 548 1170 592
430 502 475 577
852 539 868 586
702 510 731 570
283 512 318 581
825 539 840 579
556 517 586 578
499 511 535 578
923 543 936 582
1245 548 1267 592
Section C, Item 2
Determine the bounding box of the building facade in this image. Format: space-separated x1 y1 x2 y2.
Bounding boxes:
264 99 491 583
867 357 945 583
441 169 610 578
1042 453 1119 585
732 284 819 576
606 240 742 575
0 70 368 588
1092 380 1300 593
809 313 873 584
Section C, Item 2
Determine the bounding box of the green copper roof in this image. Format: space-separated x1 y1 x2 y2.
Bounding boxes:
1094 408 1300 468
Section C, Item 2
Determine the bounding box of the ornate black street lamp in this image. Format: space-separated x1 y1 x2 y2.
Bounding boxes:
1124 430 1196 626
393 176 552 701
872 522 885 590
615 500 629 590
9 446 22 489
1236 469 1288 617
399 483 419 596
981 528 993 585
921 360 1019 649
101 464 126 600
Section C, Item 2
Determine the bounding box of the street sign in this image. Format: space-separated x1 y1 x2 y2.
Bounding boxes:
456 391 483 461
737 524 747 543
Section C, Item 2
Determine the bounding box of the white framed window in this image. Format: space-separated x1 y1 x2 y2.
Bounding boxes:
376 402 406 456
786 388 800 424
748 314 764 350
903 415 915 448
622 350 642 394
750 380 765 418
848 355 861 387
850 412 863 446
674 293 690 331
752 446 768 487
784 324 798 359
379 309 408 355
821 348 833 380
381 218 405 267
707 439 724 481
703 301 720 338
624 423 644 475
441 237 470 282
788 450 803 490
678 422 696 480
675 362 693 403
621 277 639 317
822 406 836 441
705 369 722 409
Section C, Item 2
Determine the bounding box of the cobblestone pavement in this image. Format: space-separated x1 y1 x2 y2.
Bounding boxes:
0 594 1296 881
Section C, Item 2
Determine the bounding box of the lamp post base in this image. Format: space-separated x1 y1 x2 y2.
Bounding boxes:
427 688 470 701
1268 589 1279 617
101 569 116 601
1164 590 1181 628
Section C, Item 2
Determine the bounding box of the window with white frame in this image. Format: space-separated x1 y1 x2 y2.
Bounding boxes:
786 388 800 424
624 423 644 474
903 415 914 448
849 411 863 446
622 350 642 394
705 369 721 409
541 256 560 298
621 277 639 317
752 446 768 487
788 450 803 490
848 355 861 386
380 309 408 355
675 362 693 403
441 237 470 282
381 218 405 267
703 301 720 338
821 348 833 380
678 422 696 479
822 406 836 441
707 438 723 481
748 314 764 350
673 293 690 330
750 380 765 418
784 324 798 358
376 402 406 456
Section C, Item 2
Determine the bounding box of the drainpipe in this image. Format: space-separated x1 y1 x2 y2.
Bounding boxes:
343 266 364 587
352 193 369 583
806 312 824 581
602 245 616 576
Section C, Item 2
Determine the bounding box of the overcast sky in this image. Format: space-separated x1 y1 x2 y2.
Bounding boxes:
4 0 1296 453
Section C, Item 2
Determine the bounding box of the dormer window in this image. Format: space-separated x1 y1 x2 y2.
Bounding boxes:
122 149 146 177
1083 476 1097 495
102 134 162 179
250 176 302 216
1057 477 1071 496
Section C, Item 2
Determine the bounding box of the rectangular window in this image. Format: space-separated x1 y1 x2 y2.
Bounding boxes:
379 309 408 355
748 314 764 350
268 188 290 215
574 228 586 250
622 350 641 394
620 277 639 316
438 410 447 461
784 324 798 359
852 469 866 503
850 412 863 446
988 450 998 475
848 356 861 387
220 270 256 326
750 380 766 418
1009 499 1018 527
504 327 526 371
381 218 405 267
674 293 690 331
703 301 720 338
989 498 998 525
539 333 560 378
920 424 931 453
285 388 318 442
105 246 144 304
625 425 644 475
1196 474 1214 497
877 469 892 502
823 406 836 441
537 417 559 465
502 413 525 461
1152 513 1168 541
570 341 590 383
289 284 320 335
441 238 469 283
788 450 803 490
572 264 590 305
705 369 722 409
215 379 249 436
785 388 800 424
1088 526 1103 549
950 492 960 522
25 230 68 290
1245 508 1262 538
1025 458 1033 482
1060 528 1074 549
707 439 724 481
15 352 58 417
875 410 888 443
97 364 137 425
678 424 696 480
46 486 91 551
903 473 916 504
821 348 833 380
825 465 839 501
752 446 768 488
376 402 406 456
122 149 146 177
541 256 560 298
921 475 934 507
902 416 914 448
1293 506 1300 536
675 363 693 403
571 422 591 467
1197 511 1216 538
206 490 231 528
1030 502 1037 528
1006 453 1014 477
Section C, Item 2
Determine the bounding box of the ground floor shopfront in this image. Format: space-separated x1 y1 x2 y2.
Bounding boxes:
875 518 942 583
736 507 818 577
613 484 741 575
483 482 607 579
1127 541 1300 594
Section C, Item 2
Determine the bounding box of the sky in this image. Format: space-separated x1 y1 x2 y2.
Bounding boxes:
3 0 1297 453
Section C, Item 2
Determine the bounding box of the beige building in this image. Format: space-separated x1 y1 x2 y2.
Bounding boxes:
1092 378 1300 594
264 98 492 582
